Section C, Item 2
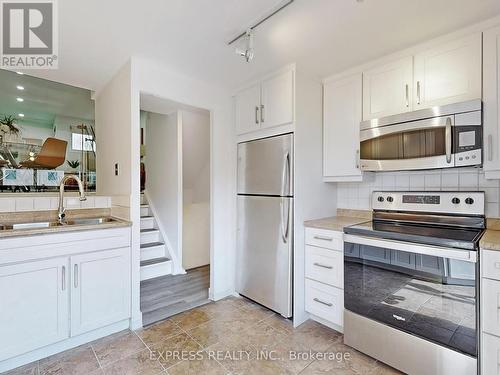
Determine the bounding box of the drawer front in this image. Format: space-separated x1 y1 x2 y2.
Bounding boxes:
483 278 500 336
483 249 500 281
305 279 343 327
305 245 343 288
305 228 343 251
483 333 500 375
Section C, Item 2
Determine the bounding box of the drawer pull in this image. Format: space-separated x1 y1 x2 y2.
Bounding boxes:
313 298 333 307
313 262 333 269
495 262 500 269
313 235 333 241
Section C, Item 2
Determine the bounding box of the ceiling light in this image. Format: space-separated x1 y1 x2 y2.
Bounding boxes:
16 71 24 75
235 30 254 63
16 85 24 90
16 97 24 102
18 113 24 117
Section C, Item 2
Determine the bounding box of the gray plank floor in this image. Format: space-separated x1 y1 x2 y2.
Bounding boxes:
140 265 210 326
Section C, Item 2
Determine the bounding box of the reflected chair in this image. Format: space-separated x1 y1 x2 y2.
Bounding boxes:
20 138 68 169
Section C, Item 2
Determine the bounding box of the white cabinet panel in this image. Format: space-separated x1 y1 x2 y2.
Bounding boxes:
484 26 500 177
0 257 69 360
323 73 362 181
482 249 500 281
70 248 130 336
483 333 500 375
483 278 500 337
363 56 413 120
260 70 294 129
235 83 261 135
305 279 343 327
413 33 481 109
305 245 343 289
305 228 343 251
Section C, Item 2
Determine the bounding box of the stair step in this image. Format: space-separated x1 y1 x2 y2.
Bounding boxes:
140 216 155 230
141 228 158 233
141 257 170 267
141 241 164 249
140 205 150 217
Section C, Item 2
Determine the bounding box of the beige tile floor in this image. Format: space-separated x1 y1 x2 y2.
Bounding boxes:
5 296 403 375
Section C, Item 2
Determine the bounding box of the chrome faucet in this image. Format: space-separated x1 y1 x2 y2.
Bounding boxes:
58 175 87 221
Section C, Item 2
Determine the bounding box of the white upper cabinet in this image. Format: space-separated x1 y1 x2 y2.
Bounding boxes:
323 73 363 181
235 68 294 136
484 26 500 178
0 257 69 361
363 56 413 120
70 248 130 336
235 83 261 135
260 70 294 129
413 33 482 109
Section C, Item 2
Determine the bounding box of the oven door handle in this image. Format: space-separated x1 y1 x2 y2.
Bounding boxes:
343 234 477 263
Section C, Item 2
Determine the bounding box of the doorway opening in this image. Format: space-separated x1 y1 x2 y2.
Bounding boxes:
139 93 211 326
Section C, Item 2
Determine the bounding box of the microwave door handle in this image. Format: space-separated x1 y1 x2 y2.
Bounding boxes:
445 117 452 164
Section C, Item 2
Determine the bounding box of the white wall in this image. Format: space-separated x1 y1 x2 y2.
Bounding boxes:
95 61 142 329
145 111 182 261
182 110 210 270
337 167 500 217
132 56 235 300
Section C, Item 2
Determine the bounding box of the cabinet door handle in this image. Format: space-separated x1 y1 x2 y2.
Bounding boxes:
313 262 333 269
313 298 333 307
355 149 360 169
260 104 265 123
489 134 494 162
74 264 78 288
255 106 259 125
314 235 333 241
417 81 421 105
405 84 409 108
494 261 500 269
62 266 66 291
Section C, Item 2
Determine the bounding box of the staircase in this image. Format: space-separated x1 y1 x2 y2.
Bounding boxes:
140 194 173 280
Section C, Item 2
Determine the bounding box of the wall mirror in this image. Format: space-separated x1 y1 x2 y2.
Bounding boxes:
0 69 95 193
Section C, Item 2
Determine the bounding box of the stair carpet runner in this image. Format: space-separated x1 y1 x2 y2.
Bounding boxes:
140 194 173 280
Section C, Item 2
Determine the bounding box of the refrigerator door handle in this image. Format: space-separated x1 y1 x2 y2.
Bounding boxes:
281 151 290 197
280 198 289 243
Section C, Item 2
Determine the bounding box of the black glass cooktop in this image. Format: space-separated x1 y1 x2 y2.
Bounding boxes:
344 220 483 250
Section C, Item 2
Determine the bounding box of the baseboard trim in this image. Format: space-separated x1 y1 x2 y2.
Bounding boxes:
310 314 343 333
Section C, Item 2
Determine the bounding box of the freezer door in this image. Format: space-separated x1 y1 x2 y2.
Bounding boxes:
237 133 293 196
236 195 293 317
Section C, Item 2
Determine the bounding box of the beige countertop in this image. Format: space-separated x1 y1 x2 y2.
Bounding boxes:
0 208 131 239
304 214 370 232
480 230 500 251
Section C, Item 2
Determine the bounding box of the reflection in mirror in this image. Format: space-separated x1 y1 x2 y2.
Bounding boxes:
0 69 95 193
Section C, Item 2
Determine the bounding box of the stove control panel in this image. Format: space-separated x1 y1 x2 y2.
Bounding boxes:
372 191 485 216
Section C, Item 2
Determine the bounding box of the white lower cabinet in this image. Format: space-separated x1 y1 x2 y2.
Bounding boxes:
482 248 500 375
0 257 69 361
304 227 344 330
70 248 130 336
0 227 131 370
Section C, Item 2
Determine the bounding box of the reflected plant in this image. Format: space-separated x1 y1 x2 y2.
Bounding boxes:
67 160 80 170
0 115 20 134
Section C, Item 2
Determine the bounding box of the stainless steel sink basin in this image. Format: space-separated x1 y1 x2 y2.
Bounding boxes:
0 217 118 231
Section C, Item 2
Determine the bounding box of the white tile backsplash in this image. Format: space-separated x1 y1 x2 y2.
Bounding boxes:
0 195 112 213
336 167 500 217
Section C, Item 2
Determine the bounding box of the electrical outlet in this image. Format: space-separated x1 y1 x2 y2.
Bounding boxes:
115 163 119 176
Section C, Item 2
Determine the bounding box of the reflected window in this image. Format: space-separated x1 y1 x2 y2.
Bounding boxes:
72 133 95 152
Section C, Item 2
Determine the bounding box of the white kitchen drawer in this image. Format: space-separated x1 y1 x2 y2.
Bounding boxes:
305 245 343 288
483 278 500 337
483 332 500 375
305 228 343 251
482 249 500 281
305 278 343 327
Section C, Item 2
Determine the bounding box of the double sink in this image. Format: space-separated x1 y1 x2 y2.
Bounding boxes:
0 217 118 231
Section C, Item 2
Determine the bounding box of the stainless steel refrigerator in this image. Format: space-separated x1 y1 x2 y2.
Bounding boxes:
236 133 293 318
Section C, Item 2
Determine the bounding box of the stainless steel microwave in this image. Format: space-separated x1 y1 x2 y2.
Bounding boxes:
359 100 482 171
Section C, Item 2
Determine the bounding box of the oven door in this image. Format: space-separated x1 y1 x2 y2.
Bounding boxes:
359 115 454 171
343 234 477 358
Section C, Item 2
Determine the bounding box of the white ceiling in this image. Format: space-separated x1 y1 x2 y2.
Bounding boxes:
25 0 500 92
